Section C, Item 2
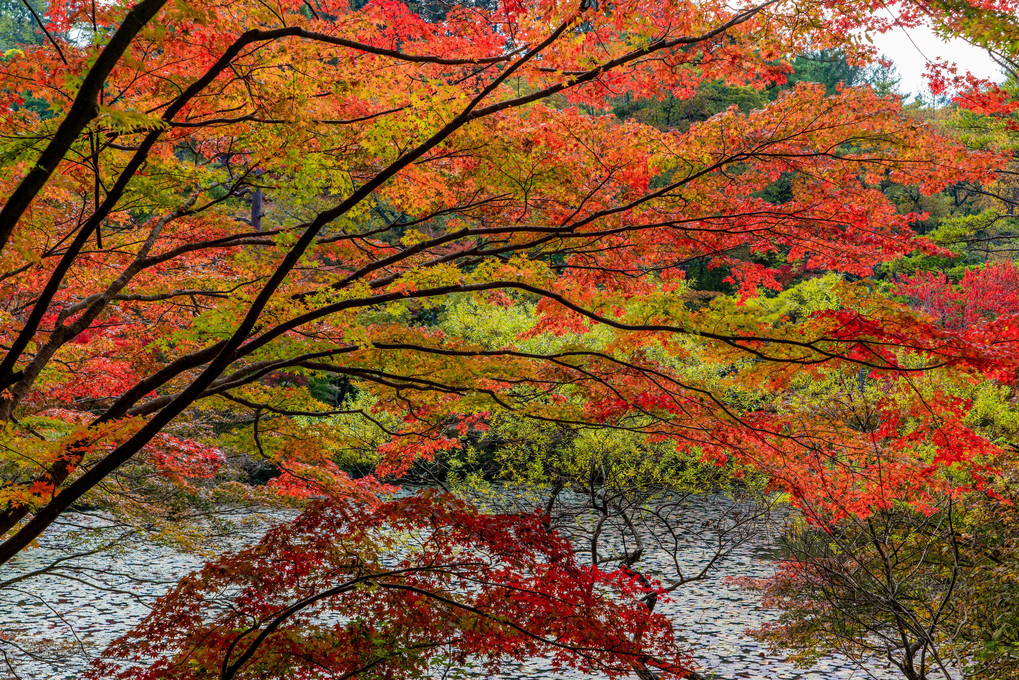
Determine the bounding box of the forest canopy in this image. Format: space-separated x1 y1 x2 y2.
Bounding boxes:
1 0 1019 678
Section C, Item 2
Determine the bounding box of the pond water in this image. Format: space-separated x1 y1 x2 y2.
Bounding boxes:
0 494 902 680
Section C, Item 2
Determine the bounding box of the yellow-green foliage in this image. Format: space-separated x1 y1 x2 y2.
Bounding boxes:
439 292 617 353
215 390 395 471
440 293 540 348
448 412 765 506
966 383 1019 444
738 272 845 325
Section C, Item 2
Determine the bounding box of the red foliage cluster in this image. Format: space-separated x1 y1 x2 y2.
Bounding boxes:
895 262 1019 329
88 493 688 680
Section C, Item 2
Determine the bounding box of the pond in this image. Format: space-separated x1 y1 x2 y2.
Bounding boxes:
0 493 902 680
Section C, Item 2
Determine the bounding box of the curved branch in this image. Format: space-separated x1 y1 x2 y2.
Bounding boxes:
0 0 169 255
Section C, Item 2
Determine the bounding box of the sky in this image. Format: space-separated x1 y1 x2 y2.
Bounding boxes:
870 24 1005 100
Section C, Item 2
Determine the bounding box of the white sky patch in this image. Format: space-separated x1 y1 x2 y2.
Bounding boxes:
870 23 1006 100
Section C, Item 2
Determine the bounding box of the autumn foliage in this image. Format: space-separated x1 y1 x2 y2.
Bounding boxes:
2 0 1019 676
88 493 686 679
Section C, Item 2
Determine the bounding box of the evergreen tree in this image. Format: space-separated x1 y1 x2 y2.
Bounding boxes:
0 0 45 53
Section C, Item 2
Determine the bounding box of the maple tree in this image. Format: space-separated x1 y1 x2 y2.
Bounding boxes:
744 383 1019 679
733 9 1019 679
3 0 1019 676
88 492 687 680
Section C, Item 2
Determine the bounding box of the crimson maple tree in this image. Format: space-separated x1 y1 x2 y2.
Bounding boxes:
87 492 687 680
2 0 1019 676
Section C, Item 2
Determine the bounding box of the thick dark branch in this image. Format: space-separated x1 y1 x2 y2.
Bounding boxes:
0 4 785 566
0 0 169 255
18 0 67 65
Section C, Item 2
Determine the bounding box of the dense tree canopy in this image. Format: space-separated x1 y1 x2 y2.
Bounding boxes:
2 0 1019 677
